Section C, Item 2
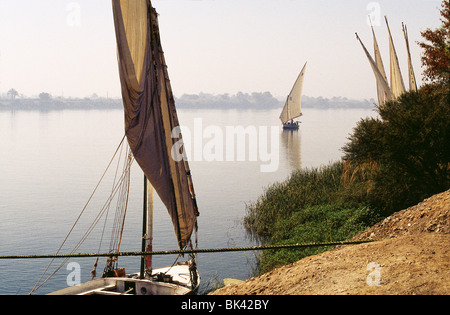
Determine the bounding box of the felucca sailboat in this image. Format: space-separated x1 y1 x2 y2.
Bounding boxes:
355 16 417 106
280 62 307 130
44 0 200 295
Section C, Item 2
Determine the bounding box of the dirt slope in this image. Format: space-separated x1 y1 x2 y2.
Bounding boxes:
211 190 450 295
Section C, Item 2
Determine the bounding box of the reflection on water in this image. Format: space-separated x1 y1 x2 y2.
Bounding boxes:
280 129 302 170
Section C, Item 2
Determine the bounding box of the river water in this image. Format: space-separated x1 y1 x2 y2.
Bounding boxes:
0 107 376 294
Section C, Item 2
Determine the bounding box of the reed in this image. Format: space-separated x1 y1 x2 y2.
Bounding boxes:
244 161 377 239
244 160 380 274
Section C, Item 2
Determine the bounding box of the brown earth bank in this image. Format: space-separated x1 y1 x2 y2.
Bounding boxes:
210 190 450 295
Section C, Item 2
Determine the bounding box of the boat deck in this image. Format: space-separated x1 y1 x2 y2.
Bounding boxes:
48 262 198 295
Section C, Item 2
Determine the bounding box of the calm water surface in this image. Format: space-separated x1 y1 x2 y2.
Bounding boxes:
0 107 376 294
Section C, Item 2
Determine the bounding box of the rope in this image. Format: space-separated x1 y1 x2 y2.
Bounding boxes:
0 239 377 260
30 135 127 294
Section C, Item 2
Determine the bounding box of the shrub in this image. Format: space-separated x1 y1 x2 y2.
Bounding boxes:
343 90 450 215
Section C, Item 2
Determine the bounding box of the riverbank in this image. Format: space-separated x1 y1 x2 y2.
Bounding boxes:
0 93 375 111
211 190 449 295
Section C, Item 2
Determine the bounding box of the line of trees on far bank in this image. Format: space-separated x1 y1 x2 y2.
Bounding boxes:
1 90 377 111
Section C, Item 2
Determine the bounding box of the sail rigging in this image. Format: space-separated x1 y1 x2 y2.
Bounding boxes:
112 0 199 250
30 0 200 295
280 62 307 124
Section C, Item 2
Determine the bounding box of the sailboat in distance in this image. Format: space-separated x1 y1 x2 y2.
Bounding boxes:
280 62 307 130
43 0 200 295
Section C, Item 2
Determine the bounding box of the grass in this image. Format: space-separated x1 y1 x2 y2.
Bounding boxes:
244 160 381 275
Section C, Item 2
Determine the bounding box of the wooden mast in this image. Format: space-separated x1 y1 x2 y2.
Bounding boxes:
140 176 147 279
140 176 153 279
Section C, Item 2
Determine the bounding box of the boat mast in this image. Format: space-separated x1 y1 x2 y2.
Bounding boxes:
140 176 153 279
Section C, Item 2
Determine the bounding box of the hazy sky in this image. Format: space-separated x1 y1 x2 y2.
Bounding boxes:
0 0 443 100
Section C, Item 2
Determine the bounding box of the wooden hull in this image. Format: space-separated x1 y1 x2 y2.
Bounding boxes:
48 262 199 295
282 122 300 130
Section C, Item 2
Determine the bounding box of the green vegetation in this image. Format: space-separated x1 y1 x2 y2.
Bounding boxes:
244 162 378 239
244 162 382 274
245 1 450 275
257 204 377 274
343 89 449 216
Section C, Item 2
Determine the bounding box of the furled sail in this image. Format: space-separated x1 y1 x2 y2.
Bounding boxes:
402 23 418 92
112 0 198 249
280 62 306 124
356 33 394 104
385 17 406 98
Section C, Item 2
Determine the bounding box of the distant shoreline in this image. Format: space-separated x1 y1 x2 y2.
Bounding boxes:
0 92 376 111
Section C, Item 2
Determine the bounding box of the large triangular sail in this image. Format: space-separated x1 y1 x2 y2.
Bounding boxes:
280 62 306 124
355 33 394 104
357 18 419 106
370 20 390 106
112 0 198 250
402 23 418 92
385 16 406 98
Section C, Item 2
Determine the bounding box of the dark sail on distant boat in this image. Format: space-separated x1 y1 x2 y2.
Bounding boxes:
112 0 198 250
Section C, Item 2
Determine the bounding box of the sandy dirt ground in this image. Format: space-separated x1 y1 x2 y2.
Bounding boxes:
211 190 449 295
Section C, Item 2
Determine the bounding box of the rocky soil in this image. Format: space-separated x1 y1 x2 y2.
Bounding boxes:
211 190 450 295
